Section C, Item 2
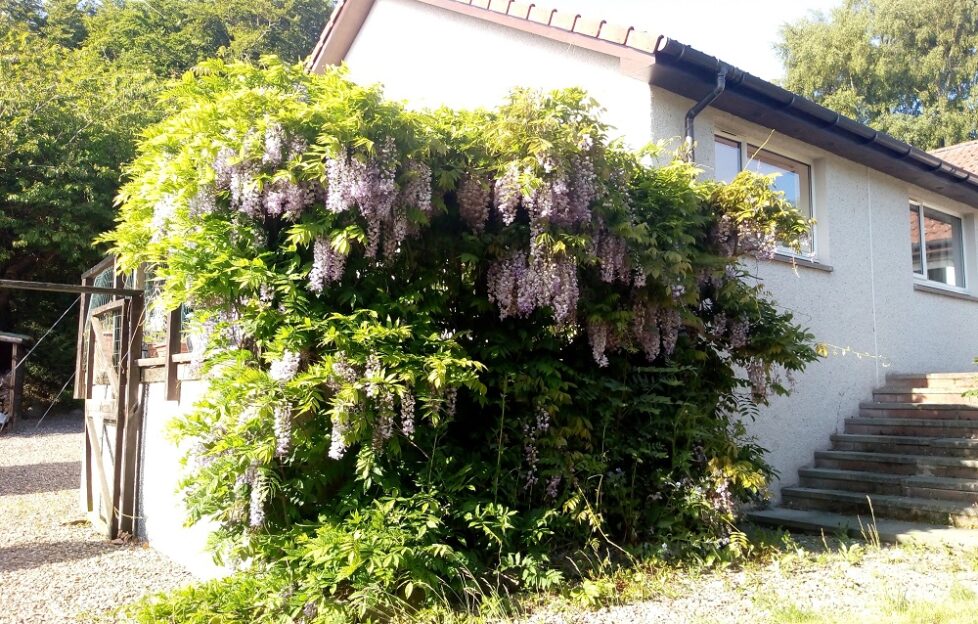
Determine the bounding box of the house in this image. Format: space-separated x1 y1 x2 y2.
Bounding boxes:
307 0 978 535
111 0 978 577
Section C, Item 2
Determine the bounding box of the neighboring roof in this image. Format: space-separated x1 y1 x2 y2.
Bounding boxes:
308 0 978 208
930 140 978 175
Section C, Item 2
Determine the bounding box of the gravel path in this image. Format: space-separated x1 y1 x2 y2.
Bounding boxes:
520 536 978 623
0 414 193 624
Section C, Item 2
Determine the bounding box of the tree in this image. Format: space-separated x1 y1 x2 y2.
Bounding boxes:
0 0 334 401
778 0 978 150
0 25 157 396
82 0 335 76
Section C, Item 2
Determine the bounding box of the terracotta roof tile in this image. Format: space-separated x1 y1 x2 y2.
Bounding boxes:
572 15 602 38
526 4 555 24
507 0 532 18
598 23 631 45
624 28 658 53
488 0 512 13
930 140 978 175
548 10 578 32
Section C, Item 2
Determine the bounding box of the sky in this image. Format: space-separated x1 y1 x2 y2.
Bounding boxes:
547 0 843 81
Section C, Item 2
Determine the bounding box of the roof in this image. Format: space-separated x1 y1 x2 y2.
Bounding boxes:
308 0 978 208
930 140 978 175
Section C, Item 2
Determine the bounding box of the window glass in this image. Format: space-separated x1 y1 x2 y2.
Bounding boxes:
714 136 741 184
747 145 814 255
920 207 964 287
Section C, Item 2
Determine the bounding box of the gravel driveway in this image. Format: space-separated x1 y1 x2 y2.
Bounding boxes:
0 414 193 623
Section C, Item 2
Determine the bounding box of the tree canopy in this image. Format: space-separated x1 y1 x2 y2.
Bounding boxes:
0 0 333 400
778 0 978 150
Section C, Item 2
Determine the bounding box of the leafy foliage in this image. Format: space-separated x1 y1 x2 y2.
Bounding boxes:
107 59 817 621
778 0 978 149
0 1 333 401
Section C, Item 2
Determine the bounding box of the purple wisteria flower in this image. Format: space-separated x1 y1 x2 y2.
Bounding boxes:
632 303 661 361
729 319 749 349
273 404 292 458
249 467 266 528
269 350 301 383
660 308 682 356
328 414 349 460
457 173 492 232
588 320 610 367
747 359 767 400
493 164 522 225
399 390 415 437
308 237 347 293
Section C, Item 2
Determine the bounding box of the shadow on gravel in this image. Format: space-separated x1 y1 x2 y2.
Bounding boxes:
0 462 81 496
0 539 107 572
0 415 84 438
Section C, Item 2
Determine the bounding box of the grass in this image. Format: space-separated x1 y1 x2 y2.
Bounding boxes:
767 584 978 624
88 524 978 623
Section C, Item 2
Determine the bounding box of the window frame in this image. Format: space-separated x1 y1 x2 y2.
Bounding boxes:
910 200 968 292
713 131 817 260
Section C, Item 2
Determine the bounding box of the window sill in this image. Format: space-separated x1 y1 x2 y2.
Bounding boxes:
769 253 834 273
913 282 978 303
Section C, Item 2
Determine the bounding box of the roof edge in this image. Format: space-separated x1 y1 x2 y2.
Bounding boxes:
652 40 978 206
307 0 660 75
306 0 978 207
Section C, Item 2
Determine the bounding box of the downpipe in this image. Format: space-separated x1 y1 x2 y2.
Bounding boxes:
684 64 730 162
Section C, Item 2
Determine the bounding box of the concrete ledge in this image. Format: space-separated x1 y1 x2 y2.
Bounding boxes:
913 282 978 303
748 507 978 548
770 253 833 273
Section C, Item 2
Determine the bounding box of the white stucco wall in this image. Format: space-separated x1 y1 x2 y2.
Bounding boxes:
695 110 978 492
138 377 226 579
343 0 653 148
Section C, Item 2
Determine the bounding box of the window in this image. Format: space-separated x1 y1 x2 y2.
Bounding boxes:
910 202 965 288
713 135 814 256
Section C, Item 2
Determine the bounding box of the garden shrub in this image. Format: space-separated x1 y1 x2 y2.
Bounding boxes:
107 57 818 621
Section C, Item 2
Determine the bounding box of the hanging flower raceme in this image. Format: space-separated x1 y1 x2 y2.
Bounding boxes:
106 62 818 614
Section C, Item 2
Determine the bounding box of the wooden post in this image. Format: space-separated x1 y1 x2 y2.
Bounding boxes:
164 308 181 401
10 343 22 425
108 300 131 539
118 289 145 536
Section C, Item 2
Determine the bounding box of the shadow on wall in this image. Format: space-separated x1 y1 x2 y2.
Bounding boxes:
0 461 80 496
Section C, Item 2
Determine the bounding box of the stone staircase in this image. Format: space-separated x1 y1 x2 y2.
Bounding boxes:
750 372 978 546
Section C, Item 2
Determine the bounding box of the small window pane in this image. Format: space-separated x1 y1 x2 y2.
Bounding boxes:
714 136 741 183
909 205 923 275
747 146 814 255
922 208 965 287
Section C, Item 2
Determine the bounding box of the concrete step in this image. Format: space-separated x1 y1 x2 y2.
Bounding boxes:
747 507 978 548
799 467 978 503
845 417 978 438
814 450 978 479
873 387 978 405
859 401 978 420
780 486 978 528
886 373 978 390
831 433 978 458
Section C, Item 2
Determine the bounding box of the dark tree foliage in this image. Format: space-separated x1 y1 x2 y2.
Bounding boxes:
0 0 333 401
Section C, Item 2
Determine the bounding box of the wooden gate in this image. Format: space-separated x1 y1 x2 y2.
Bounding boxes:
75 257 144 539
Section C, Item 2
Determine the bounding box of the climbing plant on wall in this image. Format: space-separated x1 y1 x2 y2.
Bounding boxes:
108 57 817 621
